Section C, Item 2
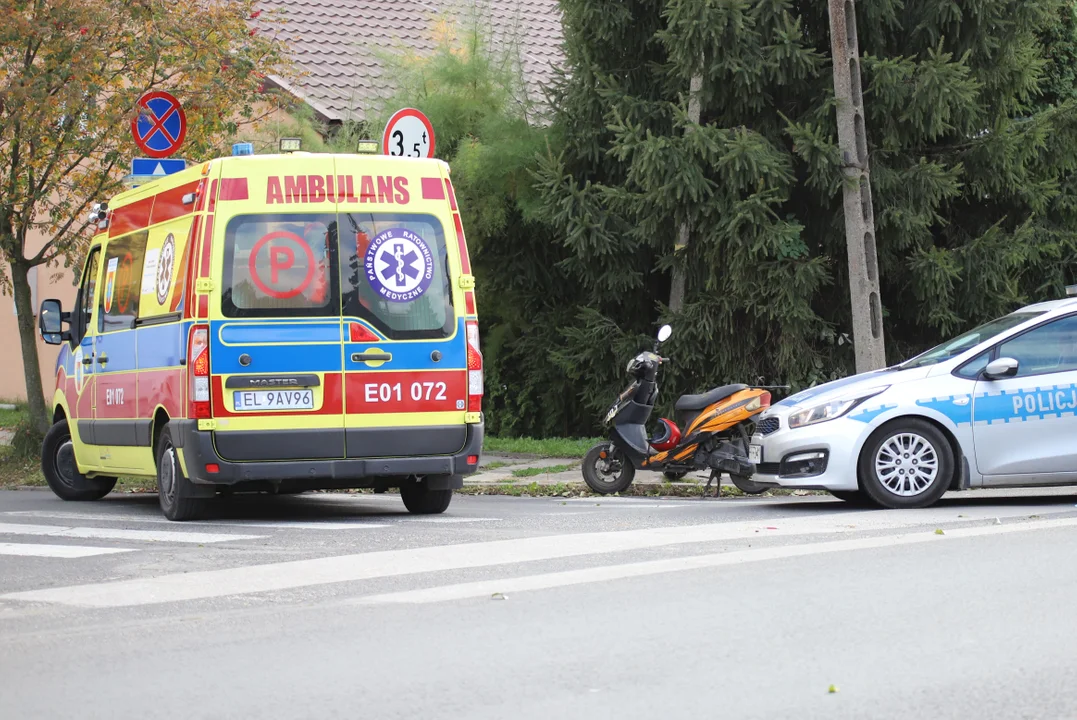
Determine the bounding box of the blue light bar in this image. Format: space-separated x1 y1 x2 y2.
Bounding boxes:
232 142 254 156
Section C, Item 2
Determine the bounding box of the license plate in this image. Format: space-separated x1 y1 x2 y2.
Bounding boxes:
748 444 762 464
233 389 314 412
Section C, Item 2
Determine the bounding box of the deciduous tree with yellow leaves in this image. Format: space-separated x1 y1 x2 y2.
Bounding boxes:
1 0 290 432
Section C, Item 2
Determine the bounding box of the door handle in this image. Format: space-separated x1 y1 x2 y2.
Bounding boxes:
96 354 108 365
81 355 94 366
351 351 392 363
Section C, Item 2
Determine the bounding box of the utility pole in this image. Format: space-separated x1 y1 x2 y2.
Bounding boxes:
669 72 702 314
827 0 886 372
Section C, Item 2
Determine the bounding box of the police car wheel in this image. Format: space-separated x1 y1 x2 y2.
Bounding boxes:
400 480 453 514
41 420 117 501
156 426 206 521
857 419 953 509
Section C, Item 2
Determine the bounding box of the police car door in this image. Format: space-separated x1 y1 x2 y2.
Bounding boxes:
972 313 1077 483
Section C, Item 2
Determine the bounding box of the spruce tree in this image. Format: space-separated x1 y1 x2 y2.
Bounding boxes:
534 0 1077 426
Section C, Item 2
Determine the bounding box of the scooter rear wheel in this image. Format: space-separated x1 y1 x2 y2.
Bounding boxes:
730 474 769 495
582 443 636 494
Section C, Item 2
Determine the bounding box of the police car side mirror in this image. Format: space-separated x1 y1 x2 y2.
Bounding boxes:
983 357 1019 380
38 299 68 345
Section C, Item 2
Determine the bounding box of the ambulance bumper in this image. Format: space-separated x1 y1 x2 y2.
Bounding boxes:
172 421 484 488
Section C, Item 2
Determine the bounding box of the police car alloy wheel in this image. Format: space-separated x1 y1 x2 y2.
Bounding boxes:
857 419 954 509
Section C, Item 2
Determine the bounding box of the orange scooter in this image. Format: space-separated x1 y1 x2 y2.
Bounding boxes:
582 325 773 495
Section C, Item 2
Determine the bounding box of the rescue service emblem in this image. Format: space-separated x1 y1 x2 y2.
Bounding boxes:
156 233 175 305
364 228 434 303
104 257 118 314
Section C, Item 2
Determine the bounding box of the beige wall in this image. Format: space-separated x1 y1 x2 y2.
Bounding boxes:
0 229 79 403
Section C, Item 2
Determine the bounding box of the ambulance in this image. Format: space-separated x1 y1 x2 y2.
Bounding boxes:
37 151 484 520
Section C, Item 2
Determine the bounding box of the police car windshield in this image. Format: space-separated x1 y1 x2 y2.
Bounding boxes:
899 312 1044 369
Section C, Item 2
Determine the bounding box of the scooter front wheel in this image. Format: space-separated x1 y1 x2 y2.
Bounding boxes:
582 443 636 494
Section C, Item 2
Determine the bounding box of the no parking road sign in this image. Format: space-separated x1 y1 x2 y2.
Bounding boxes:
131 91 187 159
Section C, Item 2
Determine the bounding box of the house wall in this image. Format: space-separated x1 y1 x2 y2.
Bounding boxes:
0 229 79 402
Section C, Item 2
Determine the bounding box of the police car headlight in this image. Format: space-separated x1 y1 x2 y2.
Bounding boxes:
787 387 889 429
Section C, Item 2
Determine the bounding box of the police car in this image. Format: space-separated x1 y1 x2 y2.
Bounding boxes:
749 290 1077 508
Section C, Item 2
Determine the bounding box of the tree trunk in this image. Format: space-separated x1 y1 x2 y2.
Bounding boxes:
669 72 703 314
10 260 49 433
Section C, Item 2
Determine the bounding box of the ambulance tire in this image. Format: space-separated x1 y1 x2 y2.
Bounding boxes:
400 480 453 515
156 426 206 521
41 420 116 501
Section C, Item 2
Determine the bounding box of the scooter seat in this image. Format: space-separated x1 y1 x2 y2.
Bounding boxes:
675 384 747 412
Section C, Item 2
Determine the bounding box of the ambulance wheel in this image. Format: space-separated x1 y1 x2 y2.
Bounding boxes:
156 426 206 521
41 420 116 501
400 480 453 514
857 419 953 509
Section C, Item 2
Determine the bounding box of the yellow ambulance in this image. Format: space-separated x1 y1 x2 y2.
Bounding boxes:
38 152 484 520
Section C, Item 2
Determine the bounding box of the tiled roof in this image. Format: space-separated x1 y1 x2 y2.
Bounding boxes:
255 0 564 123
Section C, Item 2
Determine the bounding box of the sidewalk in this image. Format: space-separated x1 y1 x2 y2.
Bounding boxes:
465 453 746 495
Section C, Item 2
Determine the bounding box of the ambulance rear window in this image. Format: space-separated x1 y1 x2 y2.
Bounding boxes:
340 212 455 340
221 214 338 318
220 212 455 338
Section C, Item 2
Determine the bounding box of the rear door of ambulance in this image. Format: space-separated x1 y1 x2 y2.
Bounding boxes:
206 156 346 463
334 156 473 463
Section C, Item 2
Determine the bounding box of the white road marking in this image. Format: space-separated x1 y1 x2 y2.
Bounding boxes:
219 522 389 530
1 506 1062 608
3 512 387 531
354 517 1077 605
396 517 498 524
0 522 262 545
554 498 691 507
0 543 135 559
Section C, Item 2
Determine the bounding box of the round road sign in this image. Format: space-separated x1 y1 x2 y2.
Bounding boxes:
382 108 435 159
131 91 187 159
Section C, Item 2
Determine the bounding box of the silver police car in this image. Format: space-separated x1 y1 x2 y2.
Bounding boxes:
750 291 1077 508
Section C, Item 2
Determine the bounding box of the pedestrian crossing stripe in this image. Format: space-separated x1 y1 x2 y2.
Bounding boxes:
0 543 134 559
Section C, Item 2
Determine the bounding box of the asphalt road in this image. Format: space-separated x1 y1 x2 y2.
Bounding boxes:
3 486 1077 719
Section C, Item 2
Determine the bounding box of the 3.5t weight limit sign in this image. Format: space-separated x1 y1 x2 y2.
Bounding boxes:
382 108 435 159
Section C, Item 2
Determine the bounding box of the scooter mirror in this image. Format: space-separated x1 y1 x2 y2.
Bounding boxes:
657 325 672 343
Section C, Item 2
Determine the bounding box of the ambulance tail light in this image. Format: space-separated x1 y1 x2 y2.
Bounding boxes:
188 325 211 420
466 320 483 414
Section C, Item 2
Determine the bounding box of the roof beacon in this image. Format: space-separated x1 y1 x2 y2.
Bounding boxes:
1066 284 1077 297
232 142 254 156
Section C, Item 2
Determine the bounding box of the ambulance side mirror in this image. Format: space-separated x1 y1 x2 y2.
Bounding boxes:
983 357 1019 380
39 299 69 345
